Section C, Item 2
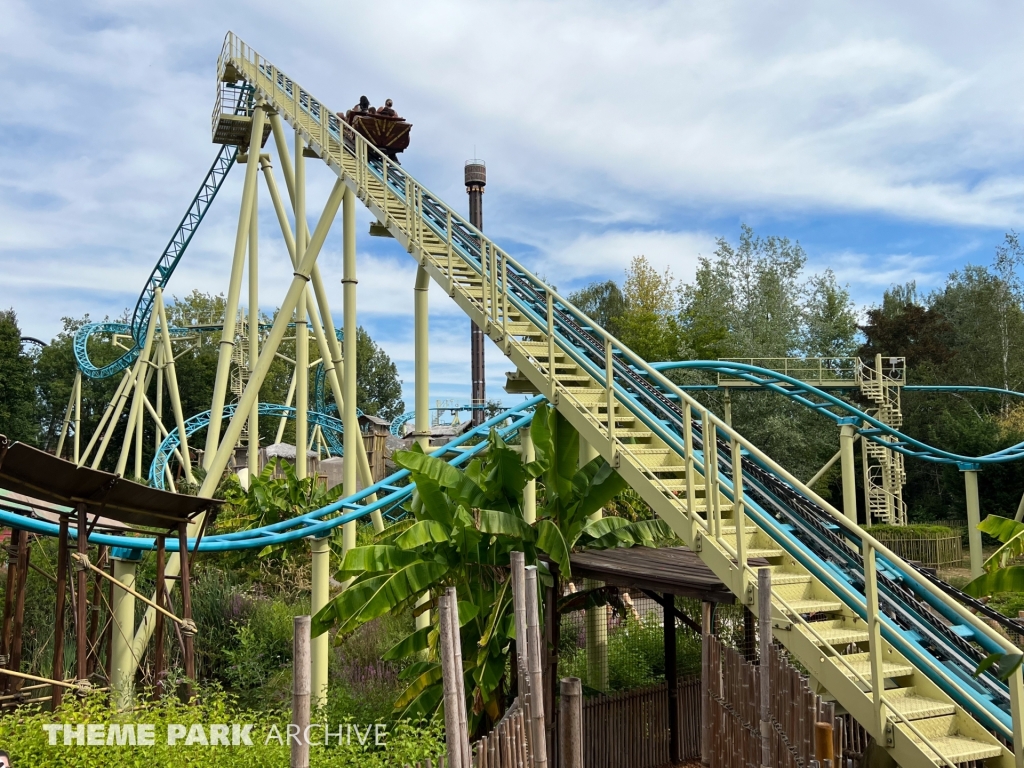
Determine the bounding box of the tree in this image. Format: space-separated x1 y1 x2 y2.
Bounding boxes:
615 256 680 362
355 326 404 421
678 255 734 360
858 293 956 373
803 271 858 358
0 310 36 443
568 280 625 338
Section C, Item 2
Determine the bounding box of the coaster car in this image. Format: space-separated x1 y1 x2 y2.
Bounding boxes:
343 112 411 163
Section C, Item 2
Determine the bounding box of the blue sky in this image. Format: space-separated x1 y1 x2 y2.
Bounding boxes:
2 1 1022 408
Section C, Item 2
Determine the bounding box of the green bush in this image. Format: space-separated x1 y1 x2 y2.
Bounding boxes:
0 689 444 767
558 609 702 693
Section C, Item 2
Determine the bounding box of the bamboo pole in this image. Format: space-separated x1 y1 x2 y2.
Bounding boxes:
525 566 547 768
759 568 771 768
447 587 470 768
439 595 464 768
560 677 583 768
291 615 311 768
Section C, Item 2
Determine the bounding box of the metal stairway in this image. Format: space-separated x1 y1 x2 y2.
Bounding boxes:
218 33 1023 768
857 356 908 525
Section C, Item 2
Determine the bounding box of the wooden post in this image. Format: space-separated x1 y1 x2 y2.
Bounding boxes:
664 593 680 765
86 546 105 677
1 529 20 674
758 568 772 768
177 522 195 699
153 536 166 700
446 587 470 768
815 721 835 764
291 615 311 768
525 566 548 768
75 504 89 683
701 600 713 766
439 595 464 768
9 528 31 693
560 677 583 768
51 517 70 707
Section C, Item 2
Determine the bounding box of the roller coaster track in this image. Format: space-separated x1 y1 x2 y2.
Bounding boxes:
0 397 541 551
72 146 239 379
650 361 1024 465
206 34 1023 765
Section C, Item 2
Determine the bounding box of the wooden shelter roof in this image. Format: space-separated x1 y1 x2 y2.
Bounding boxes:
569 546 767 604
0 436 220 530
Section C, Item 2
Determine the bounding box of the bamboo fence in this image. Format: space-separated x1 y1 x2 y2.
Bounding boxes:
706 635 846 768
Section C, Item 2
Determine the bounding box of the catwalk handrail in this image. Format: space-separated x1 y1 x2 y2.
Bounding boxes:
649 360 1024 465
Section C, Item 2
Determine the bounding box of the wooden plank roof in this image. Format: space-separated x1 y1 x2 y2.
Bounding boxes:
569 546 767 604
0 436 220 530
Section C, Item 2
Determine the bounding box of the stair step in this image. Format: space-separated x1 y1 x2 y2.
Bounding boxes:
797 620 868 647
894 715 1003 764
836 652 915 681
884 688 955 719
764 571 812 586
778 598 843 615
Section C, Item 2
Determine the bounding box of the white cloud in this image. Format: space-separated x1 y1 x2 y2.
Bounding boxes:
546 229 719 289
3 0 1022 409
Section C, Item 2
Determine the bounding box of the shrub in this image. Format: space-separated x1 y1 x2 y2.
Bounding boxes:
0 689 444 767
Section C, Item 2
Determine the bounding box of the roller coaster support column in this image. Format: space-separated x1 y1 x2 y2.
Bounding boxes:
248 160 260 480
205 103 267 467
78 369 131 467
55 370 81 461
261 153 385 531
131 179 348 669
1014 488 1024 523
342 186 358 566
115 303 160 477
110 549 140 709
156 288 194 485
413 265 432 632
154 345 163 467
723 388 733 427
581 435 608 691
295 134 309 481
839 419 859 524
310 535 329 708
962 464 984 579
414 266 430 451
521 426 536 524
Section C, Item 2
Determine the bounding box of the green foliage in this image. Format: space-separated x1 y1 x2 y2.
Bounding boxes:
221 459 345 531
313 405 671 731
558 610 701 693
568 280 625 338
616 256 682 362
0 309 36 442
0 689 444 767
222 599 303 692
963 514 1024 597
355 326 405 421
